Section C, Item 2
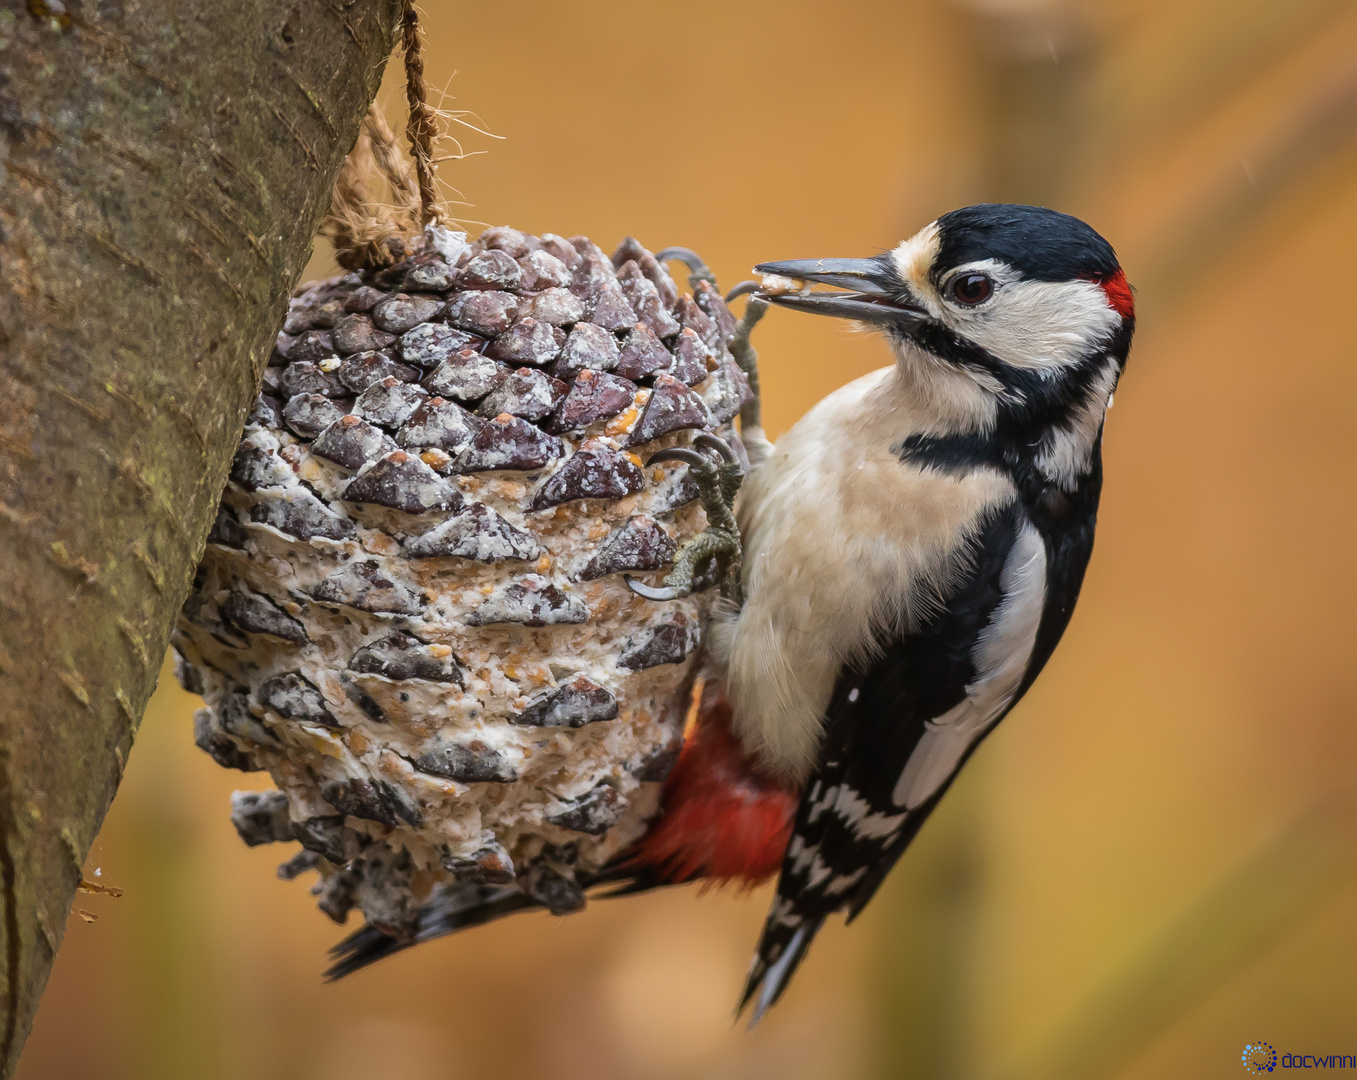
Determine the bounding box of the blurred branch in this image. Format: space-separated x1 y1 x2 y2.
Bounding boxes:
873 781 985 1080
1092 0 1350 158
954 0 1098 204
1132 46 1357 312
984 799 1356 1080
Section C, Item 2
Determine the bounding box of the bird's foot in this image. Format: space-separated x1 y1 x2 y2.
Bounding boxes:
628 250 770 604
626 434 745 604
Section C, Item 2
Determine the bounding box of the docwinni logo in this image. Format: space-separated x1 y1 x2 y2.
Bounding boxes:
1244 1043 1277 1073
1280 1055 1357 1069
1243 1043 1357 1071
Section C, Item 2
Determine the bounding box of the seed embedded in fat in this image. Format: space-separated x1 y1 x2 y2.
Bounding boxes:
758 273 807 296
605 407 639 436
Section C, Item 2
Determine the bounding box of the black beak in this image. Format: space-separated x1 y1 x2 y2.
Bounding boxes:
752 257 926 327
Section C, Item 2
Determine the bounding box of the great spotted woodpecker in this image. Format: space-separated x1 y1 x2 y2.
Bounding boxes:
329 204 1135 1023
714 203 1135 1018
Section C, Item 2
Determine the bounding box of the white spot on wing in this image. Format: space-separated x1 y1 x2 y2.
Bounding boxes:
805 784 838 826
822 867 868 896
804 851 835 890
767 896 802 929
828 784 908 840
892 520 1047 809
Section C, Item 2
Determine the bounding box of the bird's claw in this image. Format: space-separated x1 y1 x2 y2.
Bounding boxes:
628 433 746 605
657 247 717 290
725 280 761 303
692 433 738 463
624 528 741 603
646 447 713 471
623 576 680 602
655 247 708 273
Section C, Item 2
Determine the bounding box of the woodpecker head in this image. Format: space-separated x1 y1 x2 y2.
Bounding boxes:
756 204 1135 441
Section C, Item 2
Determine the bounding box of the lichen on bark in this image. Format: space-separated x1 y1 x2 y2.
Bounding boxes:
0 1 402 1073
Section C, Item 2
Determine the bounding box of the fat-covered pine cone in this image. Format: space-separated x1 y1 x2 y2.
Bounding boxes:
172 225 752 937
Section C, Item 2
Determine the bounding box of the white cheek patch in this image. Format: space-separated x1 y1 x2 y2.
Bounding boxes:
945 276 1121 371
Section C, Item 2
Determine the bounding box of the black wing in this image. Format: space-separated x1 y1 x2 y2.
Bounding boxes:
740 500 1068 1021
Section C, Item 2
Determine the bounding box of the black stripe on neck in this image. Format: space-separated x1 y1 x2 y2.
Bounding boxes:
899 318 1131 433
895 431 1011 475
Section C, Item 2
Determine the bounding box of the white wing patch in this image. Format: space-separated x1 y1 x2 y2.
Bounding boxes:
786 836 870 898
822 867 868 896
802 782 907 837
892 520 1047 809
829 784 909 839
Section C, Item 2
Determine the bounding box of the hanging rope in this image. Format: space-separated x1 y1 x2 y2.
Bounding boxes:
320 0 448 268
401 0 446 228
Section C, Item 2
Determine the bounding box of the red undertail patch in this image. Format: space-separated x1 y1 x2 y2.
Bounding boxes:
631 683 797 886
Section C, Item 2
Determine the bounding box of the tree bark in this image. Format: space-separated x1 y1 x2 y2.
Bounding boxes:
0 1 400 1072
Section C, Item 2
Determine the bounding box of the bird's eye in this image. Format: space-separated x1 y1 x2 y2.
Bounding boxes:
951 273 993 306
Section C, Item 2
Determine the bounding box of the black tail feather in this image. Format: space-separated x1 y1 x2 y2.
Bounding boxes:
324 884 534 980
588 863 680 899
737 915 824 1026
323 859 672 981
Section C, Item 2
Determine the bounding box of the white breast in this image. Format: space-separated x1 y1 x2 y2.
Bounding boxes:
709 366 1019 783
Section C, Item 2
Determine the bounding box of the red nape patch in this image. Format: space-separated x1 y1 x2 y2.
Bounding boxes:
1086 267 1135 321
630 683 797 886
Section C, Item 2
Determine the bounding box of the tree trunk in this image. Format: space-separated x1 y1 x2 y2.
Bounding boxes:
0 1 400 1072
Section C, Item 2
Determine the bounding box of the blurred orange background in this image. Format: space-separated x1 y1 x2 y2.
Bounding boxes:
17 1 1357 1077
